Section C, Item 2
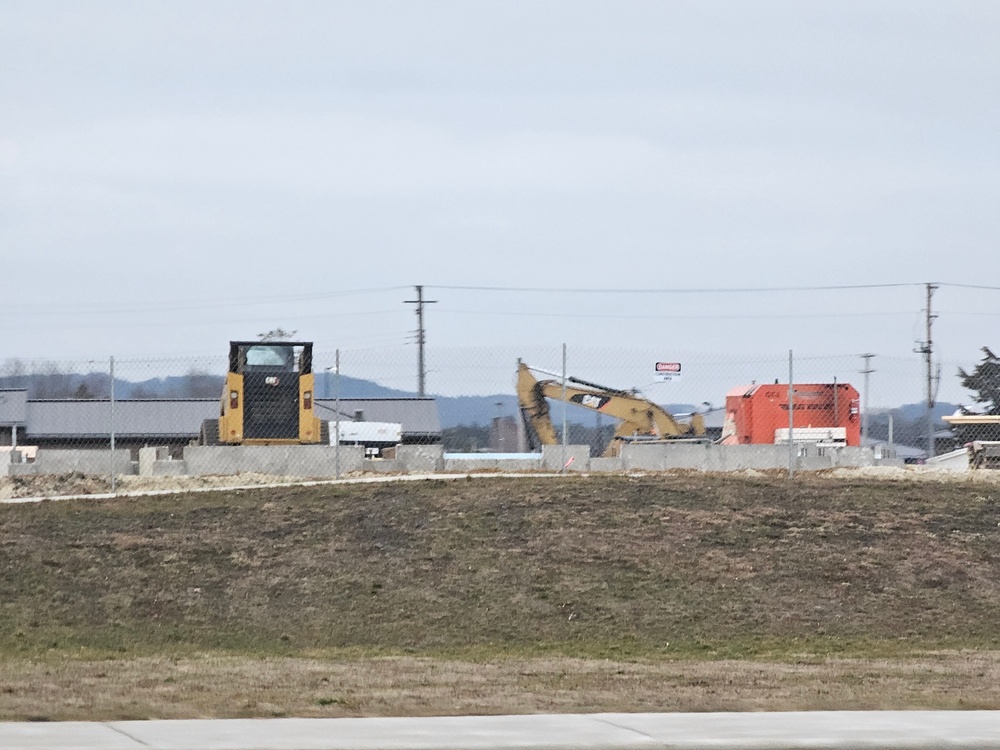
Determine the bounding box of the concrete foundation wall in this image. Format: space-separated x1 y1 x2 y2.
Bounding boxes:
7 448 135 476
926 448 970 471
827 447 878 468
589 457 623 473
705 445 793 472
396 445 445 472
542 445 590 471
623 443 706 471
182 445 366 477
622 443 886 472
443 455 544 472
139 444 443 478
138 447 170 476
7 442 899 481
148 459 189 477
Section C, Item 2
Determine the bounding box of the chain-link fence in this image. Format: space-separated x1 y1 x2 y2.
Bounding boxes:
1 344 998 495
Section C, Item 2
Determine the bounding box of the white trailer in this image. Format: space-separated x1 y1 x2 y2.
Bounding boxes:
331 422 402 457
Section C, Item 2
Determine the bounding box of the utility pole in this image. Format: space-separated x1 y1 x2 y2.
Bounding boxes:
859 353 875 444
914 283 938 459
788 350 795 479
404 285 437 397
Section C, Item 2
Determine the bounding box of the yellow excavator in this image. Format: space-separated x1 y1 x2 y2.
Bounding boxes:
516 360 705 457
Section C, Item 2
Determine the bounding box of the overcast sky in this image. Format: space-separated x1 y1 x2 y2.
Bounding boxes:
2 1 999 392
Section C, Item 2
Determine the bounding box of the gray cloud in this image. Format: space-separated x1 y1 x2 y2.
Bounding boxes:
1 1 998 368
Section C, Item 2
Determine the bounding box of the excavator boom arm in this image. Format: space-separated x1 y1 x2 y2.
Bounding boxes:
517 362 559 449
536 382 689 438
516 362 704 453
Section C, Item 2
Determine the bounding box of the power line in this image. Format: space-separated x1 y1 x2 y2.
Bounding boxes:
0 309 403 331
937 283 1000 291
431 282 923 294
438 309 918 321
0 286 411 315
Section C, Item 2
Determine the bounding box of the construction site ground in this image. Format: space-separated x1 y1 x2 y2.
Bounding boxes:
3 470 1000 720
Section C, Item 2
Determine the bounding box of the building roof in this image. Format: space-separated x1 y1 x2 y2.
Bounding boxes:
725 383 860 399
942 414 1000 425
315 398 441 436
26 399 218 438
13 392 440 440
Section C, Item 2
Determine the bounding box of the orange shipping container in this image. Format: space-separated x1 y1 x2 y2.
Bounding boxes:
720 383 861 446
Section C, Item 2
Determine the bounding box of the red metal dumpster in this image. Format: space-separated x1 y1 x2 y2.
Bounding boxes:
720 383 861 446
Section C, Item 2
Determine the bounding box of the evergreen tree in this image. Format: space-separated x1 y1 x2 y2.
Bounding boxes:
955 347 1000 442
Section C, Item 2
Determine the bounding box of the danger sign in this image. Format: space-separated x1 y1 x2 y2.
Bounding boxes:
655 362 682 381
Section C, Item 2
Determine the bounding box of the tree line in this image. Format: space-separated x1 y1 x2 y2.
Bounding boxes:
0 359 222 399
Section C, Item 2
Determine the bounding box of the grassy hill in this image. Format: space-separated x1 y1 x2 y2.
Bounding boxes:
3 474 1000 659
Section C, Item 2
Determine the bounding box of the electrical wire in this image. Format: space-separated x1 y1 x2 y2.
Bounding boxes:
0 309 402 331
0 286 411 315
937 283 1000 291
431 283 923 294
436 309 917 321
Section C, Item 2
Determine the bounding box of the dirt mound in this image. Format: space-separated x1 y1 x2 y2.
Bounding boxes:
0 472 110 500
5 463 1000 503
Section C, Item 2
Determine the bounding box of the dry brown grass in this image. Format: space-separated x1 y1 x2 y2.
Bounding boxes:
2 651 1000 721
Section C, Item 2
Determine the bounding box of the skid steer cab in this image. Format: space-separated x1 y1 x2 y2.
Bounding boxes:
199 341 328 446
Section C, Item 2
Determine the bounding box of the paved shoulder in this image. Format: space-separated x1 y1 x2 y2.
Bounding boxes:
3 711 1000 750
114 714 644 750
0 721 142 749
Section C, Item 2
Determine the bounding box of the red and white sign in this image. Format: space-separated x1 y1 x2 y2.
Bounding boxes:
655 362 682 381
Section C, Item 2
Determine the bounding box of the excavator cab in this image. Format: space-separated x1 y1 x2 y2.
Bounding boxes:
199 341 328 445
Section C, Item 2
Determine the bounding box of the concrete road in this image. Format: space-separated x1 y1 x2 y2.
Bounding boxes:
3 711 1000 749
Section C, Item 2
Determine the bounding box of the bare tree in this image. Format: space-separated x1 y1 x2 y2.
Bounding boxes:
0 359 28 390
184 368 223 398
257 328 297 342
33 361 75 399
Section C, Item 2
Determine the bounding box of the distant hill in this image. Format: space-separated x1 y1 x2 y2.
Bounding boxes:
433 394 700 429
887 402 962 422
0 372 414 401
0 367 967 435
866 401 961 449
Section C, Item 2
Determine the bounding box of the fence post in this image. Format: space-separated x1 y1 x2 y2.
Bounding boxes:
335 349 341 480
561 343 567 475
109 355 116 493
